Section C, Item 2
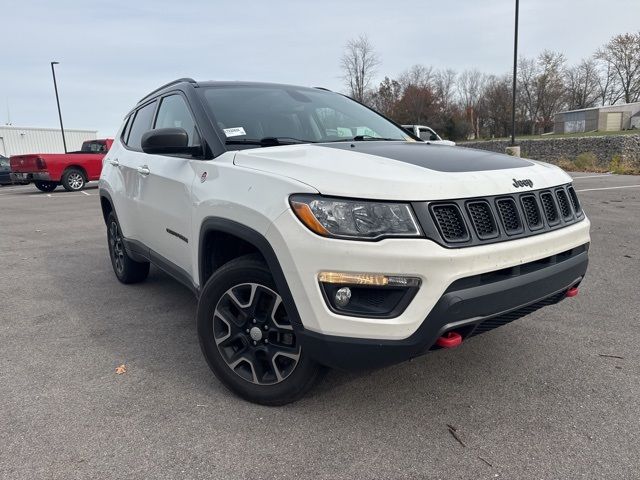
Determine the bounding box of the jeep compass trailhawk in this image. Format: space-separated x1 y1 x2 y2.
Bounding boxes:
99 78 590 405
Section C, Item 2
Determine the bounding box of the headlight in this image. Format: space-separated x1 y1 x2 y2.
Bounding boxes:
289 194 422 240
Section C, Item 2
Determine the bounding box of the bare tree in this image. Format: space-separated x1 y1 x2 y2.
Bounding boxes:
480 74 513 138
398 64 434 91
537 51 567 132
595 61 623 105
518 51 566 133
458 69 486 138
565 59 600 109
434 69 457 112
595 32 640 104
340 34 380 102
518 56 540 134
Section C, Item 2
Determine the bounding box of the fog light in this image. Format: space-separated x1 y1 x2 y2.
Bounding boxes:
318 271 421 287
334 287 352 307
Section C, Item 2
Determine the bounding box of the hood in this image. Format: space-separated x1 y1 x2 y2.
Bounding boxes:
233 141 572 201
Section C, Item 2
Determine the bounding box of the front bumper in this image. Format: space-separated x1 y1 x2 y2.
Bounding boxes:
10 172 51 183
297 245 588 370
266 209 591 341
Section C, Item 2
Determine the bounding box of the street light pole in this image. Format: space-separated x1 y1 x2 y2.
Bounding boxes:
510 0 519 146
50 61 67 153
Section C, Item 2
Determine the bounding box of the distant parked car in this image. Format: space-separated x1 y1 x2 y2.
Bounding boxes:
402 125 455 146
0 155 11 185
10 139 113 192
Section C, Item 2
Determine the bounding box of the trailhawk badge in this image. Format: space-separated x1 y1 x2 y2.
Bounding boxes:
200 172 208 183
512 178 533 188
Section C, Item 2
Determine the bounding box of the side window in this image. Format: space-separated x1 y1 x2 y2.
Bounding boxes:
121 115 133 144
155 95 200 147
126 101 157 151
81 141 107 153
419 128 437 141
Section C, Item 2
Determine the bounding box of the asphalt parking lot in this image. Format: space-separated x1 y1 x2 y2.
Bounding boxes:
1 173 639 480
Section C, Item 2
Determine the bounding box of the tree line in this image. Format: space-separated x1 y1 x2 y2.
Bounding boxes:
340 32 640 140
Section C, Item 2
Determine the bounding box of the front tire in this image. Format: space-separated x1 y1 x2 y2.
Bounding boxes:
34 181 57 192
107 212 149 284
197 256 323 405
61 168 86 191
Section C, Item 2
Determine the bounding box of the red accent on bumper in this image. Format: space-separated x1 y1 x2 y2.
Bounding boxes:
436 331 463 348
566 287 579 297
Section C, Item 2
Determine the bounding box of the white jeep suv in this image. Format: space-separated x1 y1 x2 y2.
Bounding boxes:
99 79 590 405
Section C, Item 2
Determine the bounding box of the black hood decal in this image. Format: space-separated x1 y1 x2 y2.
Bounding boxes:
315 141 533 172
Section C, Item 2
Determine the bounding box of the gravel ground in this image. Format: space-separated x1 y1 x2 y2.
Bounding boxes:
1 172 639 479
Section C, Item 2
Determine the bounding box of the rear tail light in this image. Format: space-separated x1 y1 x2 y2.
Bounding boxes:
35 157 47 170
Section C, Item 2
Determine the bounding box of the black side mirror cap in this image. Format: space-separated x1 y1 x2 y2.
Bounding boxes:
141 128 200 156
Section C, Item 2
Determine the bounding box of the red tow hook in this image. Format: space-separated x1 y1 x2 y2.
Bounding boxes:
436 331 463 349
566 287 579 298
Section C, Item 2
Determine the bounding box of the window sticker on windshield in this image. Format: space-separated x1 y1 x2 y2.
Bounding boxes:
223 127 246 137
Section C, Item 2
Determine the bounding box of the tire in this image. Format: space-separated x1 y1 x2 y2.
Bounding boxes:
107 212 150 284
34 181 57 192
61 168 86 191
197 255 323 405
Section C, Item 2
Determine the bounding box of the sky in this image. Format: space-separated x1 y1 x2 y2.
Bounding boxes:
2 0 639 137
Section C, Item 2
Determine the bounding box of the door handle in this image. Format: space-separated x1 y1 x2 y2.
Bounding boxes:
136 165 150 176
108 158 119 167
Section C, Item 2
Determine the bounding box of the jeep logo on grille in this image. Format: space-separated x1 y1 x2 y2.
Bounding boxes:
512 178 533 188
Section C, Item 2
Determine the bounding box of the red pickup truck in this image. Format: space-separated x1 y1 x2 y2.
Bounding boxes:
10 138 113 192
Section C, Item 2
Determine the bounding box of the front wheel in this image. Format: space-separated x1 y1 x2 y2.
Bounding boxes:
197 255 323 405
34 181 57 192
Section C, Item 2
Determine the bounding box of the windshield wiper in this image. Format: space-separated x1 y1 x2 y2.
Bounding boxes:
325 135 402 142
225 136 316 146
352 135 401 141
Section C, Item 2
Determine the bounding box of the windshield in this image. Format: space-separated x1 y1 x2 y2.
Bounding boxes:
202 85 411 146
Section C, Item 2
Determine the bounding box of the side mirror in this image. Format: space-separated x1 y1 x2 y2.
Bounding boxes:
141 128 199 155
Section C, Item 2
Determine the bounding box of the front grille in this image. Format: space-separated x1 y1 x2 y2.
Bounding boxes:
431 204 469 242
469 290 566 337
466 201 498 239
567 186 582 216
555 189 572 219
540 192 559 225
416 183 585 248
520 195 543 230
496 198 522 234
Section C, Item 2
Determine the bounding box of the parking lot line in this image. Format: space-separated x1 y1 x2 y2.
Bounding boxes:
576 184 640 192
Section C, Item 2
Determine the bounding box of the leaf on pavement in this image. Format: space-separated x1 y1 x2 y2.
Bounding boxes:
115 364 127 375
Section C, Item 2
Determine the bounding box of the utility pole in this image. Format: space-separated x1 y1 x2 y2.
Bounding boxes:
510 0 519 147
50 61 67 153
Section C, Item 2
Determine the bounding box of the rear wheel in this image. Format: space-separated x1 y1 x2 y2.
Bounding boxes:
34 181 57 192
197 256 323 405
62 168 86 191
107 212 149 284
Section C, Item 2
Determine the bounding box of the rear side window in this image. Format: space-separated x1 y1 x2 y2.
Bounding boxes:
155 95 200 146
126 101 157 151
419 128 437 141
81 141 107 153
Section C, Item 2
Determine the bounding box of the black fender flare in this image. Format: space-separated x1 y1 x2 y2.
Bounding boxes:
198 218 303 326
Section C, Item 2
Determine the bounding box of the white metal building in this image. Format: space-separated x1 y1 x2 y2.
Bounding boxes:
554 102 640 134
0 126 97 157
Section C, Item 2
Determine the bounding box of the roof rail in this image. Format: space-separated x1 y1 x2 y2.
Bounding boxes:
138 78 197 104
314 87 332 91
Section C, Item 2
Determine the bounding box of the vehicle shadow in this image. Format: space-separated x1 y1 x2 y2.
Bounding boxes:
45 236 576 420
